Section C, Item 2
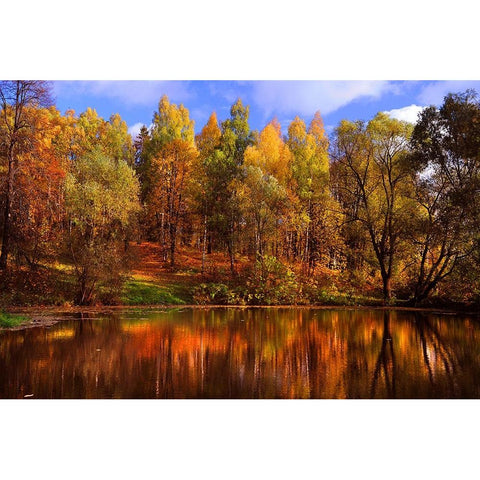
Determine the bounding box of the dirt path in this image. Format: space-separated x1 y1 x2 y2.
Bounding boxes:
129 242 200 287
129 241 246 287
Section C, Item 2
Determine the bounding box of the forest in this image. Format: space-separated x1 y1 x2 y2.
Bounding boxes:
1 80 480 308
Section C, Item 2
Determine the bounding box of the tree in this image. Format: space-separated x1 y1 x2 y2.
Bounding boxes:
72 108 134 164
196 112 221 157
11 107 73 268
191 112 223 274
332 113 414 300
287 113 341 273
150 139 197 266
139 95 196 265
243 120 292 259
65 150 140 304
104 113 135 166
217 99 255 273
0 80 53 269
134 125 152 205
406 170 470 303
221 99 254 168
406 90 480 303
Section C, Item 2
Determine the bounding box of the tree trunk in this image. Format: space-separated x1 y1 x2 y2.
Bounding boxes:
227 237 235 276
160 212 167 261
226 217 236 276
382 273 392 302
201 215 207 276
207 233 212 254
169 228 176 267
0 151 15 270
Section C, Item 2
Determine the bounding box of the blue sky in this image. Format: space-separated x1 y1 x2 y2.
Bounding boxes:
53 80 480 140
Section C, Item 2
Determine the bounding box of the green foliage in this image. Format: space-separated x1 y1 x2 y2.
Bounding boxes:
0 312 29 328
66 151 139 229
221 99 255 167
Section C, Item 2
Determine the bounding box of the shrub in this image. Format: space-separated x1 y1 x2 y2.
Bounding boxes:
193 283 240 305
244 255 299 305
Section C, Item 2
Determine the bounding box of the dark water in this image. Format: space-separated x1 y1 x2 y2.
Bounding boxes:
1 308 479 399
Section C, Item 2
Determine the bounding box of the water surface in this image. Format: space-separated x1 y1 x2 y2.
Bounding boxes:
1 308 479 399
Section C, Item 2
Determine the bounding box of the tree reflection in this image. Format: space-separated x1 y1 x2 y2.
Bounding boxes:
0 309 478 398
370 312 397 398
412 312 459 396
368 311 461 398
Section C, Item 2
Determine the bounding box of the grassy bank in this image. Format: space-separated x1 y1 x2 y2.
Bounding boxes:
121 280 189 305
0 243 477 311
0 312 29 329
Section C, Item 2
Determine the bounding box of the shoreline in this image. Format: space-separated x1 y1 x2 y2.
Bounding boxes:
2 303 479 332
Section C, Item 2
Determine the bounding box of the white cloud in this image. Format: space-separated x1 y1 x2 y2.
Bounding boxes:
417 81 480 105
54 81 195 108
128 122 145 139
384 104 425 124
250 81 395 119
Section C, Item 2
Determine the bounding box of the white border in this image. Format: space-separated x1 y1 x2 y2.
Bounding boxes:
2 400 478 479
1 1 478 478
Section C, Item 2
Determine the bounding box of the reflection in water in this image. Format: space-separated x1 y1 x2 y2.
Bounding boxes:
370 313 397 398
0 308 479 399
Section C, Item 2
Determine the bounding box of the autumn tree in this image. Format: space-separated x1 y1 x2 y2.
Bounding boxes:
72 108 134 164
139 95 196 266
287 113 341 274
0 81 53 269
242 120 291 260
12 107 73 267
189 101 255 275
332 113 415 300
190 112 223 273
104 113 135 166
330 133 370 275
65 150 140 304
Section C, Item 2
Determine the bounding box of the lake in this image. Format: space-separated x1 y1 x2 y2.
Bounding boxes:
1 308 479 399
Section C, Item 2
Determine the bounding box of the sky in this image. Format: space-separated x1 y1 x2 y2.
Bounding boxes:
53 80 480 140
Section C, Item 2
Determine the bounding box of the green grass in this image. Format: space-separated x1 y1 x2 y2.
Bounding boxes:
122 280 188 305
0 312 29 328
